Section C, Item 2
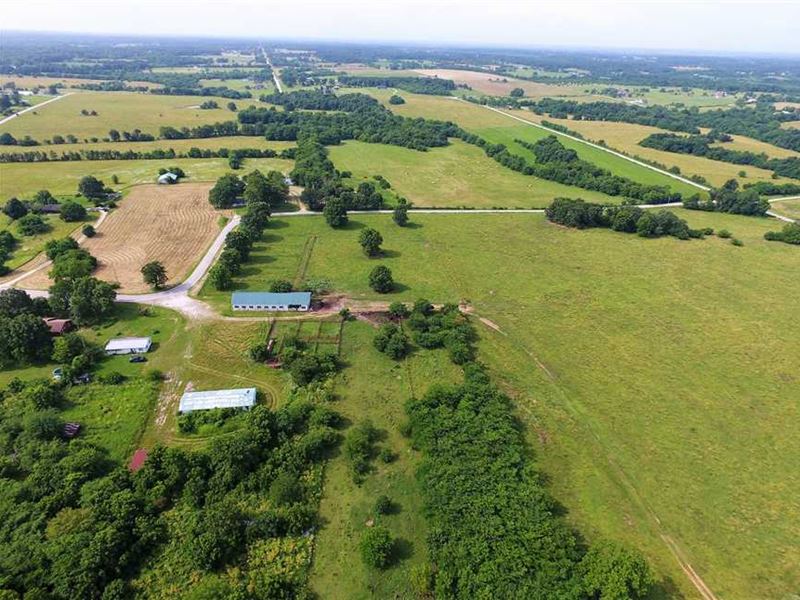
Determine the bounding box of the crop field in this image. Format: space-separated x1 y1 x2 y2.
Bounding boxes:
505 111 784 187
358 89 703 195
209 211 799 598
0 156 293 198
0 91 237 140
782 120 800 129
413 68 601 100
329 139 616 208
13 183 227 292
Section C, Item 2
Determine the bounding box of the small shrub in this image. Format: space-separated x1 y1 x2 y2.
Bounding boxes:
359 526 394 569
374 495 392 515
731 238 744 246
717 229 732 239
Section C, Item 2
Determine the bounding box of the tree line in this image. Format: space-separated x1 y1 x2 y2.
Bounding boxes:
378 302 655 598
337 75 456 95
0 146 293 163
683 179 769 216
545 197 709 240
528 98 800 153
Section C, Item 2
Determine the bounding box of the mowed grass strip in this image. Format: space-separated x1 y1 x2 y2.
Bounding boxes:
207 211 799 598
0 156 293 197
329 139 617 208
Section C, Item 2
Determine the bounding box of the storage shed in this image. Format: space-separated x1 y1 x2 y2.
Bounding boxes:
231 291 311 312
157 172 179 184
178 387 257 413
105 337 152 355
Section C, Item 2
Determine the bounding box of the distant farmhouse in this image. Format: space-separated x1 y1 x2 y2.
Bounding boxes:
178 387 257 413
232 291 311 312
105 336 152 355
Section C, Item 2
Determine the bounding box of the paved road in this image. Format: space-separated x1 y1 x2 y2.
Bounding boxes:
466 99 712 192
260 47 283 93
0 93 73 126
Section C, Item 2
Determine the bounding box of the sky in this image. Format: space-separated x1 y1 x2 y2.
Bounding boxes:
2 0 799 55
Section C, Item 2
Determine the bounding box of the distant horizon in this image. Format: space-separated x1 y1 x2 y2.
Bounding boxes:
2 0 799 57
3 28 800 61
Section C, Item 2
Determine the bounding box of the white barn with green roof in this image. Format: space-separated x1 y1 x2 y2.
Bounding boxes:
231 291 311 312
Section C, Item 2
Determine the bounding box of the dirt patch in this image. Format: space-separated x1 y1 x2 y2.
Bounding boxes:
35 183 228 293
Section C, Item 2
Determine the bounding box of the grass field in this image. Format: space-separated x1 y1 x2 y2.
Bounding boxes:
0 208 97 271
359 89 702 196
34 136 295 153
709 132 800 159
309 321 463 598
329 139 617 208
505 111 784 187
0 91 237 141
0 156 293 198
199 211 799 599
770 197 800 220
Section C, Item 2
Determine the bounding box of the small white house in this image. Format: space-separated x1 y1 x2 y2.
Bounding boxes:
105 337 152 355
157 172 179 185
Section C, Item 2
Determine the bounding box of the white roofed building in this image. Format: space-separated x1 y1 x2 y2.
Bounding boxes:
105 337 152 355
178 387 257 413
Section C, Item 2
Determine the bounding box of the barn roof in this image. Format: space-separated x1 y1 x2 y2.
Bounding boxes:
105 337 151 351
231 291 311 306
178 387 257 413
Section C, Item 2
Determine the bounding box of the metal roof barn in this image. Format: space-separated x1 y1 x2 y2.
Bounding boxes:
231 291 312 311
178 387 257 413
105 337 152 355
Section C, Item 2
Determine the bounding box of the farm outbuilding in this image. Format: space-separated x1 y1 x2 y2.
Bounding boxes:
157 172 179 184
43 317 74 335
231 291 311 312
178 387 257 413
105 337 152 355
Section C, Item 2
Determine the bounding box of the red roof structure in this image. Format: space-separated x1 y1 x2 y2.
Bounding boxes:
129 448 148 472
43 318 74 335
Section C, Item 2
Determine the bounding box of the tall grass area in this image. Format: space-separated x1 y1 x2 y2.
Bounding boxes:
205 211 799 598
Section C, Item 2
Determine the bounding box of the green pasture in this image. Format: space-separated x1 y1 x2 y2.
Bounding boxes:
197 210 799 598
329 139 616 208
0 156 293 197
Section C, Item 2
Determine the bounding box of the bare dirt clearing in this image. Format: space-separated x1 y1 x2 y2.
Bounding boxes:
20 183 228 293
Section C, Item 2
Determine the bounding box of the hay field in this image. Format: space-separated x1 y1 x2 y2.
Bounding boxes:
782 120 800 129
770 198 800 220
507 110 785 187
710 133 800 159
0 91 235 140
0 75 161 89
414 68 599 100
18 183 227 293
